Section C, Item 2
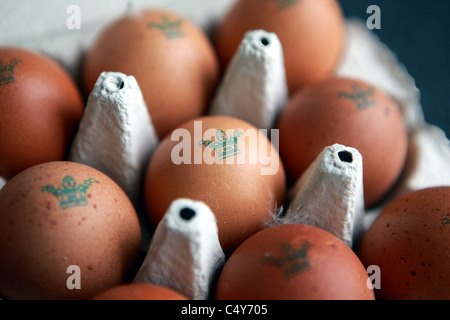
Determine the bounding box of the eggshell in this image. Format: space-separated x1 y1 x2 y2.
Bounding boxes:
215 223 374 300
144 115 286 254
214 0 345 93
82 9 220 139
91 283 188 300
357 187 450 300
277 77 408 208
0 161 142 300
0 47 84 180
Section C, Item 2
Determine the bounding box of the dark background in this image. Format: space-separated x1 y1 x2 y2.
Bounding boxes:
338 0 450 138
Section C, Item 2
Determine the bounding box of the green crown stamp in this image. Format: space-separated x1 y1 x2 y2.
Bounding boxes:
200 129 244 161
41 176 98 210
147 14 184 39
0 58 21 86
338 83 376 110
261 241 312 280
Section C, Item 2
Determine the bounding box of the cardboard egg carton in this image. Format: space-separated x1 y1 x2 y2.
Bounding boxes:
1 0 450 300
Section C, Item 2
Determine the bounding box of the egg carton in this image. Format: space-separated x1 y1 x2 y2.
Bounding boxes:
65 21 450 299
1 1 450 300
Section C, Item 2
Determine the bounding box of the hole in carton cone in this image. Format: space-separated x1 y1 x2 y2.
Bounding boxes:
260 37 270 46
180 207 196 221
338 150 353 163
103 75 126 92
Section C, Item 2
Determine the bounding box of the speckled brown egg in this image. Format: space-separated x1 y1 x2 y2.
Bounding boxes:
215 223 374 300
82 9 220 140
277 77 408 208
0 161 142 300
144 115 286 254
214 0 345 93
357 187 450 300
0 47 84 180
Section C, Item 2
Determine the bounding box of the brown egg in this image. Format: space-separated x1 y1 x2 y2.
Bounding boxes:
0 161 142 300
215 223 374 300
214 0 345 93
144 115 286 254
277 77 408 208
82 9 220 140
357 187 450 300
0 47 84 180
91 283 188 300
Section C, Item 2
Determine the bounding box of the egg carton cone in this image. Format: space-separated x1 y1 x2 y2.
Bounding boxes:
133 198 225 300
68 71 159 204
208 29 289 130
276 144 365 248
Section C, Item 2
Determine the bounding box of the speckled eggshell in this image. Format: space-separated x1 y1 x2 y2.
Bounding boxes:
357 187 450 300
214 0 345 93
144 115 286 254
82 9 220 140
0 161 142 300
215 223 374 300
91 283 188 300
277 77 408 208
0 47 84 180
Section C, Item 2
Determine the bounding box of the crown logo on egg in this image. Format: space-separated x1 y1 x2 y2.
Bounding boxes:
442 217 450 227
0 58 21 86
200 129 244 161
147 15 184 39
41 176 98 210
261 241 312 279
338 83 376 110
